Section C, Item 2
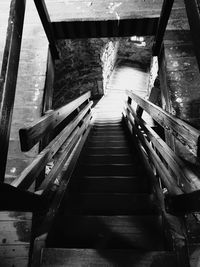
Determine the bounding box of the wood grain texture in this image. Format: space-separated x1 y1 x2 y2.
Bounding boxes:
19 91 91 151
127 90 200 157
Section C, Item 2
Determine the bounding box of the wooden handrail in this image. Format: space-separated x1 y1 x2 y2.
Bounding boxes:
13 100 92 190
19 91 91 151
127 90 200 157
126 102 200 193
184 0 200 71
152 0 174 56
125 91 200 214
0 0 26 182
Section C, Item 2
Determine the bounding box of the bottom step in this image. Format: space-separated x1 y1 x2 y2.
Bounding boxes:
41 248 178 267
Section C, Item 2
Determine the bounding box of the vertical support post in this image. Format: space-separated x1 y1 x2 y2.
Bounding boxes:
152 0 174 56
0 0 26 182
34 0 59 59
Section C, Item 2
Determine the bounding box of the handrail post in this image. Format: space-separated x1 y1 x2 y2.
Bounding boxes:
0 0 26 182
152 0 174 56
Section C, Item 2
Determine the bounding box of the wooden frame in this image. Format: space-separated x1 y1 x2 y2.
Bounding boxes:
33 0 59 59
153 0 174 56
126 91 200 157
0 0 26 182
125 90 200 214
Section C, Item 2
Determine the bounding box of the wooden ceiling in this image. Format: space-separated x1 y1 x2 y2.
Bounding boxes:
44 0 189 39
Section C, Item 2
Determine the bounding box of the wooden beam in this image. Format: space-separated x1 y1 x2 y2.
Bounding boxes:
0 0 26 182
34 0 59 59
184 0 200 71
153 0 174 56
52 18 159 39
19 91 91 151
126 102 200 192
12 102 92 190
127 90 200 157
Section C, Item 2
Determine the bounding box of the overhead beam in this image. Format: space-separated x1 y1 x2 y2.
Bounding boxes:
52 18 159 39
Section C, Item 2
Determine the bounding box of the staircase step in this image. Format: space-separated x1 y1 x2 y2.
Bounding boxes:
86 147 131 155
69 176 151 193
77 164 140 176
63 193 157 215
81 154 135 164
87 140 129 147
46 215 164 250
89 135 127 142
41 248 178 267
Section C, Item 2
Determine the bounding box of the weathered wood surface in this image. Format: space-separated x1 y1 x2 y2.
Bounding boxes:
127 90 200 157
0 0 26 181
12 101 92 190
126 102 200 193
41 248 178 267
5 0 49 183
43 0 189 38
19 91 91 151
45 0 183 22
0 211 32 267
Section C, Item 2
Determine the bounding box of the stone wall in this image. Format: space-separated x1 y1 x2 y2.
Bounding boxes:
53 36 153 109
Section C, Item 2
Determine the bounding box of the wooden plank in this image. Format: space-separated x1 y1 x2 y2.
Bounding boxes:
126 90 200 157
126 103 200 192
12 101 92 190
41 112 92 195
0 220 31 244
153 0 174 56
35 118 92 237
0 0 26 182
52 18 159 39
33 0 59 59
41 248 178 267
19 91 91 151
124 109 182 195
46 215 164 250
184 0 200 71
45 0 186 22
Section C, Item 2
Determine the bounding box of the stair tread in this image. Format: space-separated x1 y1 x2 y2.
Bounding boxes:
81 154 135 164
41 248 178 267
46 215 164 250
63 193 158 215
76 164 142 176
69 176 151 193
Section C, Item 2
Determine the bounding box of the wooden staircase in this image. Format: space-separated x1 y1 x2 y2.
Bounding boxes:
37 93 180 266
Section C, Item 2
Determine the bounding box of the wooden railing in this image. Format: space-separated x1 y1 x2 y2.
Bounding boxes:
0 0 26 181
12 92 92 193
124 90 200 214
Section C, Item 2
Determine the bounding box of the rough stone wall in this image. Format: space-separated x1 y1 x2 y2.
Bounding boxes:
53 36 153 109
53 38 119 108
